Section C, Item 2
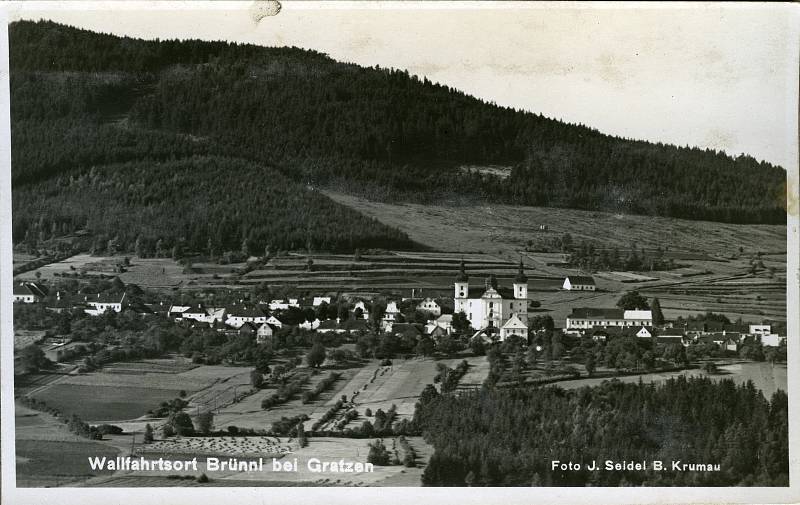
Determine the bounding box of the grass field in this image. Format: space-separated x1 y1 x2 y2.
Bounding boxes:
29 363 251 423
16 439 120 487
550 361 787 397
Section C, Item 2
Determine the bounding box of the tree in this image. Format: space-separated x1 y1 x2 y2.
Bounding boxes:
617 290 649 310
297 422 307 447
168 411 195 436
367 439 390 465
451 312 471 335
584 353 596 377
651 297 665 326
19 344 52 373
415 335 435 356
306 341 326 368
143 423 154 443
250 369 264 388
196 412 214 435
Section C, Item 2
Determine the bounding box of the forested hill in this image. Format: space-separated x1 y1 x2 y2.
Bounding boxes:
11 20 786 227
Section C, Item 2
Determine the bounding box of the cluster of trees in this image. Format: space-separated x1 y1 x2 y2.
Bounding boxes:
415 377 789 486
434 360 470 393
301 372 341 404
260 374 309 410
11 20 786 229
566 238 677 272
12 156 416 257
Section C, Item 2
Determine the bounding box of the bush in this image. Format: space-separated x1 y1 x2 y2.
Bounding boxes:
197 473 209 483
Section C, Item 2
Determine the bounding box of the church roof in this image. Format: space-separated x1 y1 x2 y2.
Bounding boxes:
467 286 515 299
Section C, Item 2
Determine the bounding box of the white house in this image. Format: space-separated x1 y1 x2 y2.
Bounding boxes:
256 323 274 345
182 304 208 323
84 292 126 316
384 301 401 321
416 298 442 316
268 299 300 311
565 308 653 330
225 305 268 328
749 324 772 336
760 333 784 347
12 282 47 303
636 327 653 338
500 314 528 340
453 260 529 338
168 305 190 321
563 275 596 291
435 314 453 332
265 315 284 329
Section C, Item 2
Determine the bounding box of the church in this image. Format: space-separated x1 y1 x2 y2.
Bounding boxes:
454 260 529 340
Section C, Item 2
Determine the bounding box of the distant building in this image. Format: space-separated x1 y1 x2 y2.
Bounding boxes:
760 333 785 347
312 297 331 307
383 301 401 323
749 324 772 336
84 292 126 316
565 308 653 331
298 318 321 331
225 305 268 328
563 276 596 291
500 314 528 340
636 326 653 338
256 323 275 345
352 300 370 319
13 281 48 303
416 298 442 316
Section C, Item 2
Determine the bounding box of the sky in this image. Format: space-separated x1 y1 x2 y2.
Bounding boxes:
7 1 799 170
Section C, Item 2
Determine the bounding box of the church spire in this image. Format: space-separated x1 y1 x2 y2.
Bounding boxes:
514 259 528 283
455 258 469 282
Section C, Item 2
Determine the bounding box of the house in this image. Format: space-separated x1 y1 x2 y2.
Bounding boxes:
312 297 332 307
500 314 528 340
435 314 453 332
760 333 784 347
562 275 596 291
383 301 401 322
268 299 300 311
654 329 687 347
722 338 738 352
45 291 76 313
84 293 126 316
182 304 208 323
566 308 652 331
256 323 275 345
316 319 344 334
453 260 529 334
225 305 268 328
749 324 772 337
265 315 284 329
389 323 423 340
168 305 190 321
13 281 48 303
416 298 442 316
636 326 653 339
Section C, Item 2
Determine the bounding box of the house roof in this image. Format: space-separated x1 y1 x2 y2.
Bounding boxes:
566 275 595 285
569 308 625 320
227 305 268 318
13 282 48 297
501 314 528 330
390 323 422 337
84 292 125 304
466 286 516 299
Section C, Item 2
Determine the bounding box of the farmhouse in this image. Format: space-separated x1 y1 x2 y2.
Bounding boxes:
268 299 299 311
84 292 126 316
298 318 321 330
453 260 529 339
352 300 370 319
565 308 653 331
256 323 275 345
562 275 596 291
225 305 268 328
168 304 190 320
416 298 442 316
13 281 48 303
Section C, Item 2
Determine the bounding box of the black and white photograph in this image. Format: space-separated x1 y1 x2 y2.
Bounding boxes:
1 1 798 503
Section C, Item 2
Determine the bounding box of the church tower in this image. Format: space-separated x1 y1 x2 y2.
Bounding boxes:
454 259 469 313
513 260 528 300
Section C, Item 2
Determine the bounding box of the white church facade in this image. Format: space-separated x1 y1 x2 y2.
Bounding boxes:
453 260 530 340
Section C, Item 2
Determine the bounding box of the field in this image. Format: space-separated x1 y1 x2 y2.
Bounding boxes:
29 360 252 423
15 402 121 487
551 361 787 397
323 191 786 323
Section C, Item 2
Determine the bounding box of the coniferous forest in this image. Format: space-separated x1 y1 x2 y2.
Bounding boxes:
9 20 787 256
414 377 789 486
